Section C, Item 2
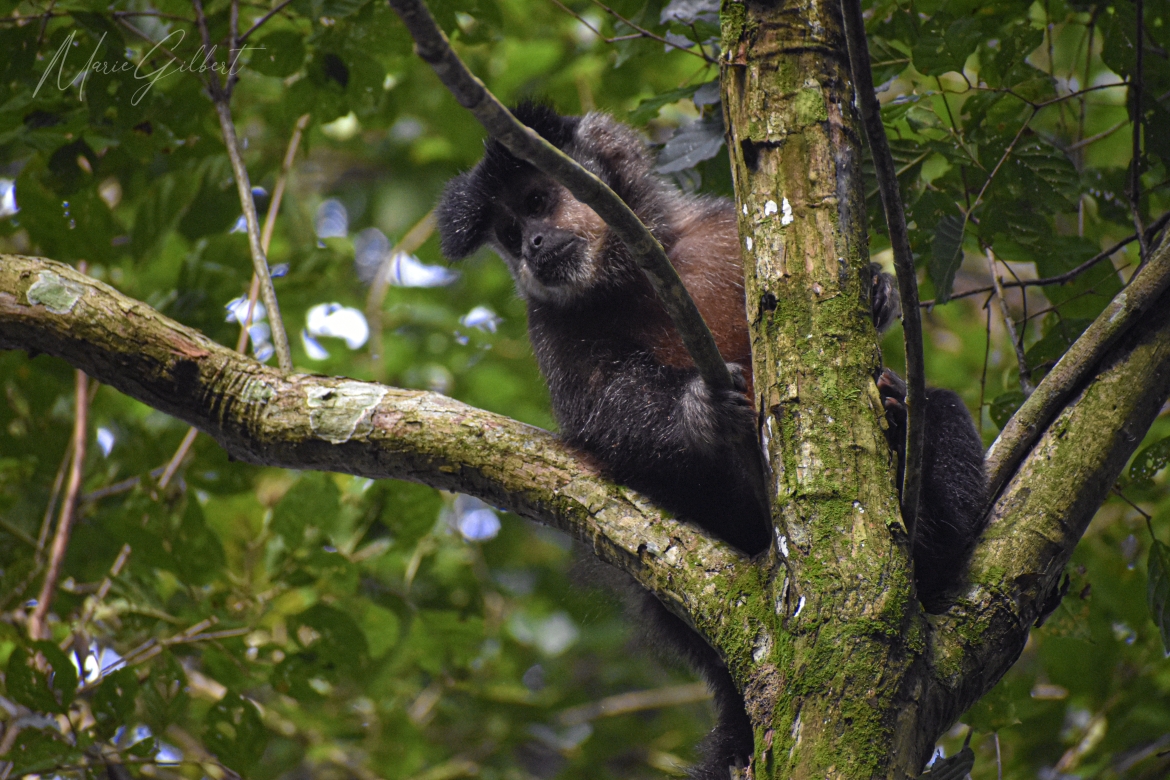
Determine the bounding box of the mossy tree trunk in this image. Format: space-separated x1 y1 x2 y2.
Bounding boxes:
719 1 927 776
709 2 1170 779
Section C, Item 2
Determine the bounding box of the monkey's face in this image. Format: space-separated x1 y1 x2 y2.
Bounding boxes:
490 176 609 305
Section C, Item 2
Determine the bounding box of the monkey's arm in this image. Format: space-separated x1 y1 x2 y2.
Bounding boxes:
878 369 987 608
551 355 772 554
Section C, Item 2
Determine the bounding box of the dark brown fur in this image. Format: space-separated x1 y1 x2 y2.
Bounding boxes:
436 103 985 780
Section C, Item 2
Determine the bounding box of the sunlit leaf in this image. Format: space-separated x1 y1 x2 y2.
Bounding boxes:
203 692 268 773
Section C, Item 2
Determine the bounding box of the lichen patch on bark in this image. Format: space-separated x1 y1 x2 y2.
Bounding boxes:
26 270 86 314
307 381 389 444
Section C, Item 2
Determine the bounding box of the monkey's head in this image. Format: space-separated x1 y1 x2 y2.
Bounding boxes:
436 102 663 305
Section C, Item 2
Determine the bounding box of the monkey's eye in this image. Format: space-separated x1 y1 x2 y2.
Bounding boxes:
524 190 547 216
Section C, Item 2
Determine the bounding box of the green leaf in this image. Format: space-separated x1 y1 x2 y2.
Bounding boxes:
2 727 82 776
1131 437 1170 488
361 602 401 659
92 667 140 740
990 390 1025 431
289 603 368 671
627 84 701 124
203 691 268 773
248 32 306 78
1148 539 1170 656
272 472 342 545
929 214 965 303
1024 318 1092 379
6 641 78 714
656 115 725 174
141 652 189 731
172 500 227 585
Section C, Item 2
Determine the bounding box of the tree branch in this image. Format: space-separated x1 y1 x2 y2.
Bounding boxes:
985 227 1170 499
385 0 733 392
27 365 89 640
928 280 1170 728
0 255 745 634
840 0 926 543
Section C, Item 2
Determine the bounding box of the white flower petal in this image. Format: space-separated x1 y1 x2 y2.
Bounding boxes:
458 508 501 541
387 252 458 287
301 330 331 360
96 427 115 457
306 303 369 349
315 199 349 239
225 296 265 324
0 179 19 219
248 321 271 346
459 305 501 333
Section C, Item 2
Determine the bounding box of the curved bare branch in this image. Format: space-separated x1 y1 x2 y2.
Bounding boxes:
0 254 746 630
928 283 1170 728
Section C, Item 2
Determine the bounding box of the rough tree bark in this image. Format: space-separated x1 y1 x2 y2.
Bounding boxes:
3 3 1170 779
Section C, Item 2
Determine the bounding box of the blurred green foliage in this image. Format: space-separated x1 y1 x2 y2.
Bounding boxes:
0 0 1169 777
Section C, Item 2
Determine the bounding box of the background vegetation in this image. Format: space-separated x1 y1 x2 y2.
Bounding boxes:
1 0 1169 777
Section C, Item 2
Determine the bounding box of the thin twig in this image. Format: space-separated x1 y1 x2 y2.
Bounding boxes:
28 366 89 640
1066 119 1125 152
387 0 732 392
38 437 73 558
116 17 184 65
986 248 1035 396
212 97 292 368
1130 0 1150 264
0 518 36 547
979 294 993 440
865 150 930 200
922 211 1170 306
548 0 716 64
971 113 1036 217
76 544 131 628
366 209 437 363
193 0 291 370
227 0 241 95
192 0 291 366
985 220 1170 501
159 427 199 489
841 0 926 539
80 468 165 504
239 0 296 42
1113 486 1152 521
557 682 710 725
232 112 310 357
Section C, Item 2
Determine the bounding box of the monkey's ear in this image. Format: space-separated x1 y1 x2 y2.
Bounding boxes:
436 172 492 260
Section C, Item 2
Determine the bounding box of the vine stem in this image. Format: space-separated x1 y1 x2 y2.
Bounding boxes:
840 0 925 540
157 112 311 489
27 366 89 640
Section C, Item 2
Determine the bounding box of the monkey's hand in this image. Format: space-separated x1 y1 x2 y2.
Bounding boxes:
869 264 902 334
877 368 908 449
678 363 756 453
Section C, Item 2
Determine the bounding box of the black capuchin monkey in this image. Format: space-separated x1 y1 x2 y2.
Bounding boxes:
435 102 986 780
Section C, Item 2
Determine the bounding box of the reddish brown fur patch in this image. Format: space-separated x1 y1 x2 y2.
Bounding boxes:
651 202 753 395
